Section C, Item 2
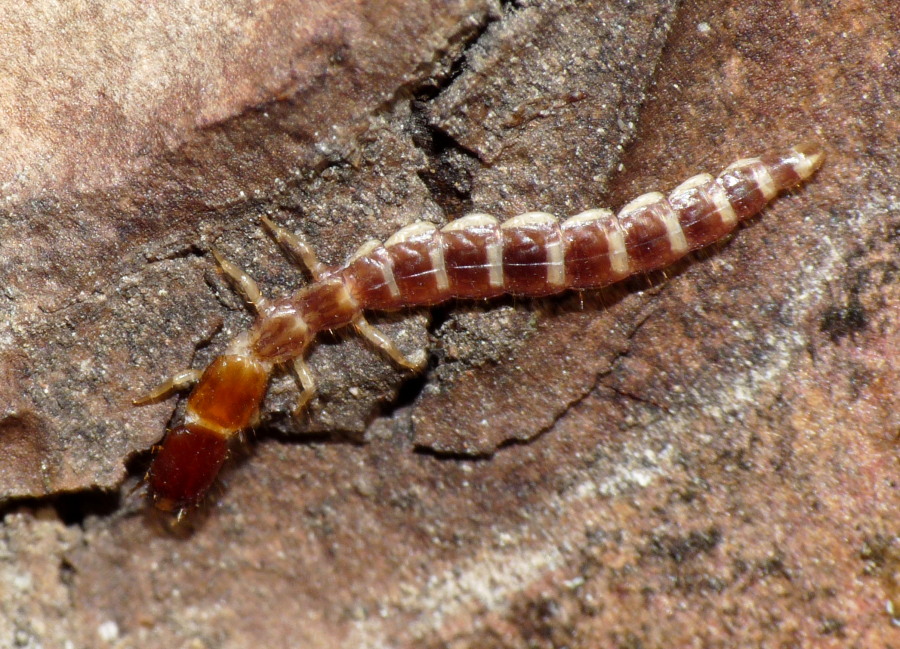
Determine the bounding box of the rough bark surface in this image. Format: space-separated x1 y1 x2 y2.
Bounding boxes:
0 0 897 647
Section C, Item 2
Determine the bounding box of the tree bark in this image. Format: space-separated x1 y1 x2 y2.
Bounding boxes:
0 0 897 647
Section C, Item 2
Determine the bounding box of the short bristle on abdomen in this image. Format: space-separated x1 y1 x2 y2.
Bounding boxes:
341 142 824 308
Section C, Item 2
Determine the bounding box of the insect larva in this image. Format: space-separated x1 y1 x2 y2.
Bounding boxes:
137 142 824 513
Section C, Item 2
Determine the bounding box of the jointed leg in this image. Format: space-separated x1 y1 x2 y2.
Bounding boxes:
291 358 317 415
134 369 203 405
352 315 426 372
261 215 326 280
211 249 265 313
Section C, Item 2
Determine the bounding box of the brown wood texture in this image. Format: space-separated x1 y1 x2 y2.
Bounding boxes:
0 0 897 647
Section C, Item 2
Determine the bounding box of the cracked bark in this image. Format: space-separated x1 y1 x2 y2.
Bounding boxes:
0 0 898 648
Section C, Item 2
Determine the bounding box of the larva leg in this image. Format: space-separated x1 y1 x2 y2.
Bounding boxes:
133 368 203 405
211 248 265 312
291 358 317 414
352 315 426 371
261 215 326 280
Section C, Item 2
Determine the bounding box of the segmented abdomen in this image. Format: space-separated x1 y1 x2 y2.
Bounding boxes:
339 143 823 310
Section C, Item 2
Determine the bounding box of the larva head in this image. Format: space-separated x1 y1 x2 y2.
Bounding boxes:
147 424 229 512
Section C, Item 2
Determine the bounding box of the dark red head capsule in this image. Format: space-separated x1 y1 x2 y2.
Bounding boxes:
147 424 229 511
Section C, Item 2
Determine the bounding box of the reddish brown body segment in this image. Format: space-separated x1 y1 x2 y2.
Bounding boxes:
141 142 825 513
147 355 268 511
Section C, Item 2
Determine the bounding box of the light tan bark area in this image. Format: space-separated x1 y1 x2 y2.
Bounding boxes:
0 0 897 647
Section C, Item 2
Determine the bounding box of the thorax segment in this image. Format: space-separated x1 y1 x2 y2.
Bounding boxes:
249 276 359 362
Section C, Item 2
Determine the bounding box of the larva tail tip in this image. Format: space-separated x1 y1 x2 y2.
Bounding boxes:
791 140 825 179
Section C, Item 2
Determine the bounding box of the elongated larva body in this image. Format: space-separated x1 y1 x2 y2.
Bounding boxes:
140 142 824 513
